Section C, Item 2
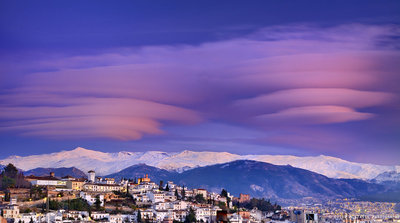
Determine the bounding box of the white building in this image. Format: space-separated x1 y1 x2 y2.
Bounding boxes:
83 183 122 192
154 202 171 211
250 208 263 222
65 211 89 221
194 189 208 199
139 209 155 222
91 212 110 221
154 210 172 222
129 182 158 194
15 213 39 223
31 178 66 187
195 207 218 223
79 191 104 206
147 191 165 203
133 194 151 203
40 211 63 223
2 204 19 219
229 212 244 223
164 191 177 202
172 200 188 210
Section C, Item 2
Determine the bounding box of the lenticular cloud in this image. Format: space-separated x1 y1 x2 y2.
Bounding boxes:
0 24 399 140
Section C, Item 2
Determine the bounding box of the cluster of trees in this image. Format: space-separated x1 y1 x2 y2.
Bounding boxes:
194 194 206 204
113 190 133 199
0 163 28 190
158 180 171 191
39 198 92 212
30 186 46 200
236 198 281 212
220 188 281 213
172 185 186 201
184 208 196 223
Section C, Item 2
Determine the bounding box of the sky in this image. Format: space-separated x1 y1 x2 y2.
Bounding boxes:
0 0 400 165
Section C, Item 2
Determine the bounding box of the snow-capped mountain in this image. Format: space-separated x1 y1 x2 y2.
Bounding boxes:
1 147 399 179
374 171 400 183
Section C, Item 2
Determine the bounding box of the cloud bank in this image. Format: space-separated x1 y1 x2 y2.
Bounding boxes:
0 24 399 158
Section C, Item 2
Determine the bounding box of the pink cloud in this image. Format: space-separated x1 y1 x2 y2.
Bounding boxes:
255 106 374 125
0 97 202 140
0 24 399 140
3 116 162 140
234 88 395 115
227 51 400 91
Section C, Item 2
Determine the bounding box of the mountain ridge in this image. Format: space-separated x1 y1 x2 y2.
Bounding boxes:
106 160 387 199
23 167 87 178
1 147 399 179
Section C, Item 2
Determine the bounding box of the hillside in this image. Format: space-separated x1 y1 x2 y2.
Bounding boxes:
107 160 386 199
105 163 173 180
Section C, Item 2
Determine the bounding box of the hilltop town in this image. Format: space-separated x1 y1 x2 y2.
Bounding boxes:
1 163 399 223
0 163 284 223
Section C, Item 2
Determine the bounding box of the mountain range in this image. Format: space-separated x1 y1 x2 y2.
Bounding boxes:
23 167 87 178
105 160 388 199
1 147 399 180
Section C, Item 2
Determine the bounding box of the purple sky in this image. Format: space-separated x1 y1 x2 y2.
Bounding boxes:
1 1 400 165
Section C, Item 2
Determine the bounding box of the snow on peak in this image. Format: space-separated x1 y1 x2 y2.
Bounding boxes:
1 147 398 179
374 171 400 182
73 147 87 151
5 155 21 159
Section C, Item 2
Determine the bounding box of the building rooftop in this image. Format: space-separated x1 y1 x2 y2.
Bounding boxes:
84 183 121 187
25 175 60 181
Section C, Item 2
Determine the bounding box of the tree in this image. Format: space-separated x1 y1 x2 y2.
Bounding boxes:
218 201 227 210
220 189 228 197
137 210 142 223
41 200 45 213
67 198 70 212
175 189 179 199
114 203 121 214
30 186 45 200
5 191 10 201
48 197 63 210
21 208 32 213
195 194 206 204
165 184 170 191
159 181 164 191
1 163 28 189
3 163 18 178
185 208 196 223
65 198 90 211
94 195 102 211
184 208 196 223
181 186 186 200
220 189 231 207
1 176 16 189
